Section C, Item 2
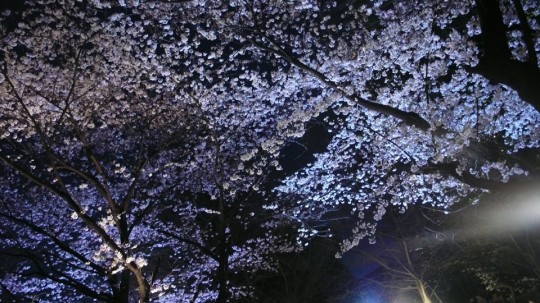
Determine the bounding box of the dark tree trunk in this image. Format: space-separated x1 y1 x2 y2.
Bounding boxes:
215 213 230 303
108 270 131 303
119 270 131 303
472 0 540 112
215 189 230 303
216 254 230 303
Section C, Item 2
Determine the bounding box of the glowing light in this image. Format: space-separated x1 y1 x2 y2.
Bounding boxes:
487 188 540 231
449 186 540 241
352 288 385 303
391 291 418 303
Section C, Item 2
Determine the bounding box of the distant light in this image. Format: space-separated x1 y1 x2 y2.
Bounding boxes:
479 187 540 235
353 288 384 303
391 291 417 303
440 187 540 241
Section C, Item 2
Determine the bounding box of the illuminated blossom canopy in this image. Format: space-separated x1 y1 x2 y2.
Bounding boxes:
0 0 538 302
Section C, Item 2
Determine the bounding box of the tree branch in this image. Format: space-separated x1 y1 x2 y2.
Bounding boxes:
0 250 112 301
249 35 431 130
472 0 540 111
156 228 220 261
511 0 538 66
0 211 108 276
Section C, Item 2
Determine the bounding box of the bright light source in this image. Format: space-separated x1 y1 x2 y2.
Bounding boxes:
353 288 385 303
474 187 540 237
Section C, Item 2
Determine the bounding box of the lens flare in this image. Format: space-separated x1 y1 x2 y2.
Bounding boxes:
462 186 540 239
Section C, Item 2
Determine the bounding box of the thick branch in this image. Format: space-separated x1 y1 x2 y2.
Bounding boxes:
476 0 512 59
424 161 508 190
0 250 112 301
511 0 538 66
250 37 431 130
472 0 540 111
0 153 126 252
125 261 150 303
0 282 27 303
156 228 219 261
0 212 108 276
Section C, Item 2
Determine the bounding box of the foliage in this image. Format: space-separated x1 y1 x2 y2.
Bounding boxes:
0 1 304 301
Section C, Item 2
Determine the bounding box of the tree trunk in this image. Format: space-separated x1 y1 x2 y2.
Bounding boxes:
417 281 433 303
216 255 230 303
215 206 230 303
117 216 132 303
472 0 540 112
119 270 130 303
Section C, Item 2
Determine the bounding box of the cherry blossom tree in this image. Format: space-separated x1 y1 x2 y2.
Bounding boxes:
206 0 539 253
0 1 303 302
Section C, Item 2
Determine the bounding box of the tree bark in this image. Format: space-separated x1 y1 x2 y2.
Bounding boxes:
472 0 540 112
215 199 230 303
216 255 230 303
417 281 433 303
250 37 431 131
